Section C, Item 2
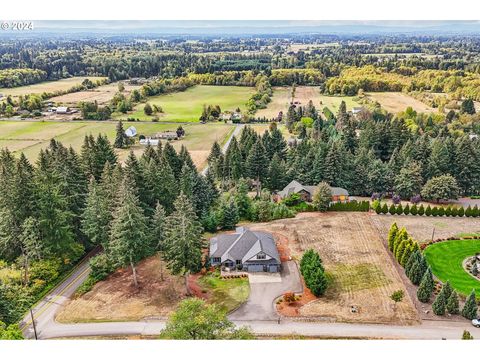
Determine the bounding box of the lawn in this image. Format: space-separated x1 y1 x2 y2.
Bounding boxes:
424 240 480 297
0 76 107 97
0 120 234 169
198 272 250 313
115 85 256 122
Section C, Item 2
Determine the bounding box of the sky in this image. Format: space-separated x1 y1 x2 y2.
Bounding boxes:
26 20 480 35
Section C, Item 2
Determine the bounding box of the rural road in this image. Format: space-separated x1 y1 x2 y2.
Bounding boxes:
20 250 480 340
201 123 244 175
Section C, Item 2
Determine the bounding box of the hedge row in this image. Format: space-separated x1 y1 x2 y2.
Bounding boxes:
328 200 370 212
373 203 480 218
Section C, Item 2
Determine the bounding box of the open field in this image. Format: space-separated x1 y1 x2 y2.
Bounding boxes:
115 85 256 122
0 121 233 169
256 86 361 118
0 77 107 98
365 92 437 114
50 82 142 106
250 212 419 325
424 240 480 297
371 214 480 244
56 256 186 323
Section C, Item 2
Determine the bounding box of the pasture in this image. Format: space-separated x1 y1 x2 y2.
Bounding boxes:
0 120 234 169
250 212 419 325
50 82 142 106
424 240 480 297
115 85 256 122
365 92 437 114
0 76 107 97
256 86 361 119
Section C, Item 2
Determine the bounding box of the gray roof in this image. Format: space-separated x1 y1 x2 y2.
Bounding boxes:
210 227 280 263
278 180 348 198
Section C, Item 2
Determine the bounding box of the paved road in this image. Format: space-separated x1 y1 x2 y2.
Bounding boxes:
201 123 244 175
230 261 303 321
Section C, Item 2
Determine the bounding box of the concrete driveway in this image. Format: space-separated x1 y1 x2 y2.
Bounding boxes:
228 261 302 321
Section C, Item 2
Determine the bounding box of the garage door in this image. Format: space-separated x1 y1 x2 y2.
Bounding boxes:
247 264 264 272
268 265 278 273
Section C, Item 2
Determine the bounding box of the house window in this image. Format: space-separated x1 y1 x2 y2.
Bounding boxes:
257 254 266 260
213 257 221 263
236 260 242 265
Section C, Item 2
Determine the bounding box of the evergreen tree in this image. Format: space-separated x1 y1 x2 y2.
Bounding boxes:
432 291 446 316
388 223 399 251
234 179 253 220
246 137 268 197
313 182 332 212
266 153 288 192
114 121 127 149
219 198 239 230
462 290 478 320
82 177 112 246
417 267 435 303
446 291 460 315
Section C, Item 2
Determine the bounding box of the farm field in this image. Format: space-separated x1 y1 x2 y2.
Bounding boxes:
115 85 256 122
0 120 234 169
250 212 419 325
0 76 107 97
256 86 361 118
371 214 480 244
365 92 437 114
50 82 142 106
424 240 480 296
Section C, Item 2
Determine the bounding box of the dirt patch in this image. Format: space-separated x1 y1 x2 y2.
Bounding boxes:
250 212 419 325
365 92 436 114
56 256 186 323
371 214 480 244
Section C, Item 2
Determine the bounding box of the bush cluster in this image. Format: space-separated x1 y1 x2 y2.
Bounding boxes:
299 249 328 297
374 202 479 218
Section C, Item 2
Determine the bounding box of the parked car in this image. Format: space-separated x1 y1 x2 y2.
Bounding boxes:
472 319 480 327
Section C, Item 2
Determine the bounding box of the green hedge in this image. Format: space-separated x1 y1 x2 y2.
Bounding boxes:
328 200 370 212
373 202 480 218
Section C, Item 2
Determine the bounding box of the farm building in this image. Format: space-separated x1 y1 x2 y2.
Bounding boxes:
209 227 281 273
125 126 137 137
139 138 159 146
55 106 70 114
155 131 179 140
277 180 349 203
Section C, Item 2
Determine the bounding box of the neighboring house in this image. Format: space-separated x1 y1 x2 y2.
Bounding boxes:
155 131 179 140
56 106 70 114
277 180 349 203
209 227 281 273
125 126 137 137
139 138 159 146
352 106 364 115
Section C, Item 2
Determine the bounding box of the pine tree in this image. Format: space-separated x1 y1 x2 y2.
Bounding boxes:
387 223 399 251
234 179 253 220
417 267 435 303
114 121 127 149
446 291 460 314
82 177 112 246
266 153 288 192
442 281 453 300
163 192 203 295
219 198 239 230
109 178 150 287
432 291 446 315
151 202 167 281
462 290 478 320
246 137 268 197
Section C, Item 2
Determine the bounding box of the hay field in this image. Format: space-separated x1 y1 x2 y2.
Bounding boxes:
365 92 436 114
50 82 142 105
251 212 419 325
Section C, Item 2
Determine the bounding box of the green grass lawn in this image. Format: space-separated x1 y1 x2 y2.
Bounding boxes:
424 240 480 297
114 85 256 122
198 273 249 313
318 95 361 113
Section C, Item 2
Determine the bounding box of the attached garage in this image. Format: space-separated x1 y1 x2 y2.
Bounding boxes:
268 264 280 273
246 264 264 272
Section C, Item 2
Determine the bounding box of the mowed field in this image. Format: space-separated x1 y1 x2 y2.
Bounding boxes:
424 240 480 297
365 92 437 114
250 212 419 325
0 76 107 97
371 214 480 244
0 121 234 169
256 86 361 118
50 82 142 106
115 85 256 122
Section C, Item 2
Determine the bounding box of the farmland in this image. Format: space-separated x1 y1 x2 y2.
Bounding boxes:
50 82 142 106
364 92 437 114
0 120 234 169
250 212 419 325
424 240 480 297
256 86 361 118
0 76 107 98
115 85 256 122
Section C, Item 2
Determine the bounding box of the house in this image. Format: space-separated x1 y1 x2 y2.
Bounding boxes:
352 107 364 115
277 180 349 203
125 126 137 137
55 106 70 114
155 131 179 140
139 138 159 146
209 227 281 273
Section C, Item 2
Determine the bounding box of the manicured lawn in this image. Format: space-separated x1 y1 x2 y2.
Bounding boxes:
198 273 249 313
115 85 256 122
424 240 480 297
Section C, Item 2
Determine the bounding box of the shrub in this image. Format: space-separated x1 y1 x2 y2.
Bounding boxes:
381 203 388 214
437 207 445 217
403 204 410 215
445 206 452 217
417 204 425 216
392 195 401 205
425 205 432 216
446 291 460 315
410 194 421 204
462 330 474 340
89 254 114 282
283 292 296 303
457 207 465 217
450 207 458 217
389 204 396 215
300 249 328 297
395 204 403 215
29 260 61 284
462 290 478 320
410 204 418 215
432 291 446 315
417 268 434 303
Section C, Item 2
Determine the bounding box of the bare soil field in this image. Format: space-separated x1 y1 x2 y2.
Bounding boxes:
371 214 480 244
249 212 419 325
365 92 436 114
50 82 142 106
56 256 186 323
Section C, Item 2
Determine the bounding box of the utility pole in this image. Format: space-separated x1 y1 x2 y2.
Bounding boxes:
431 227 436 243
30 309 38 340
